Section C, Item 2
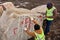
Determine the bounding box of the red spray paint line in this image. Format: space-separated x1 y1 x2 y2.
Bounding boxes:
13 27 18 35
20 21 24 25
38 15 42 18
38 16 43 21
25 18 30 24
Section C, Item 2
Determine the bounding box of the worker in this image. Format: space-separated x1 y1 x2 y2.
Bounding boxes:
44 2 58 35
24 17 45 40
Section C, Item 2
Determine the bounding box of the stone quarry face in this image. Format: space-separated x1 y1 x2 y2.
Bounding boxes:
31 5 47 13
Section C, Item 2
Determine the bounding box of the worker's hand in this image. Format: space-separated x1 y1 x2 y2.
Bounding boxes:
24 27 27 31
29 17 35 23
29 16 34 20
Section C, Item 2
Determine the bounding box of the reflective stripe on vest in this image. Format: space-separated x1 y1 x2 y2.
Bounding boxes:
46 7 56 20
34 31 45 40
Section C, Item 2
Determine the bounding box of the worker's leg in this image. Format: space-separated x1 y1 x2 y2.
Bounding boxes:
44 20 53 35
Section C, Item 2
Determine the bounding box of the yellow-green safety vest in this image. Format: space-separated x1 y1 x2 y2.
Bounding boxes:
46 6 56 20
34 30 45 40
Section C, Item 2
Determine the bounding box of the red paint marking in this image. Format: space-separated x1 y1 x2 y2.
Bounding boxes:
38 15 42 18
20 20 24 25
13 27 18 35
28 18 31 27
21 21 23 24
25 18 30 24
20 18 31 29
41 19 42 21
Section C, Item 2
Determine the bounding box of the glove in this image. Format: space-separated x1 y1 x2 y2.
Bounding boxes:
29 17 34 20
24 27 27 31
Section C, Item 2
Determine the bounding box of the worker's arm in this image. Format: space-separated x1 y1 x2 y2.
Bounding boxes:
53 9 58 19
24 27 35 37
24 20 42 36
29 16 39 24
32 20 39 24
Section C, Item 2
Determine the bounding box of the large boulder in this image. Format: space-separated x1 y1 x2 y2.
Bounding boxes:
31 5 47 14
2 2 15 10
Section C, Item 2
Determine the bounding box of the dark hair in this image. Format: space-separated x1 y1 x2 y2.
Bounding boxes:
47 2 53 9
34 24 40 30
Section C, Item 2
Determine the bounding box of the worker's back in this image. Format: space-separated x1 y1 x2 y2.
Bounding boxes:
34 29 45 40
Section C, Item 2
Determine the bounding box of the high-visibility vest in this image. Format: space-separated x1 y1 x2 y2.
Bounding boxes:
46 6 56 20
34 30 45 40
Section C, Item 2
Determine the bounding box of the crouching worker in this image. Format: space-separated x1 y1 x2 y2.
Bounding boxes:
24 17 45 40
